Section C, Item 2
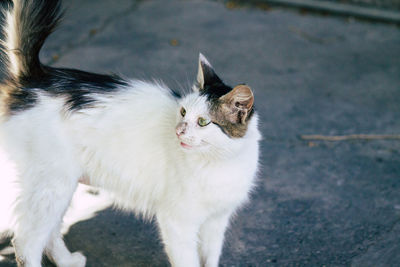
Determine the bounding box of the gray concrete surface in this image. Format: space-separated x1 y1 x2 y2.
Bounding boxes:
1 0 400 266
216 0 400 24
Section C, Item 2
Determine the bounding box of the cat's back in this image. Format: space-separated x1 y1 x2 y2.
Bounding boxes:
66 78 178 143
65 78 180 199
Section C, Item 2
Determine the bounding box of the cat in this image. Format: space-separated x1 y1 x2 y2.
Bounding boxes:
0 0 261 266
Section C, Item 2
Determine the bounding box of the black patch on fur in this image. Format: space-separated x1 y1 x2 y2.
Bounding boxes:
1 82 38 113
201 82 232 102
38 67 128 111
199 62 232 101
44 67 129 111
3 67 129 114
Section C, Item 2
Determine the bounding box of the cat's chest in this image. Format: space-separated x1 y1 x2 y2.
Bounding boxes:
182 159 257 210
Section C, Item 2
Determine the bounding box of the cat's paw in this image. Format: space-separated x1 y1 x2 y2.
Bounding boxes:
70 252 87 267
58 252 86 267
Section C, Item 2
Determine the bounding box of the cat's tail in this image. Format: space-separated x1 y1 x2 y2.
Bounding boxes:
1 0 63 82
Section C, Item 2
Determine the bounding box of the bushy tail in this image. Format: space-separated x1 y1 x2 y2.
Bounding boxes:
1 0 63 81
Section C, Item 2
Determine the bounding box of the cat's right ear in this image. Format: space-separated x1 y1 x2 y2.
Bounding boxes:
194 53 223 92
219 84 254 125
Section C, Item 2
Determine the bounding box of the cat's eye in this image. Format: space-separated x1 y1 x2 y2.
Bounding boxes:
180 107 186 117
198 117 210 127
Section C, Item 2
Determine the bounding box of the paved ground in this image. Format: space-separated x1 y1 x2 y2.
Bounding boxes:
0 0 400 266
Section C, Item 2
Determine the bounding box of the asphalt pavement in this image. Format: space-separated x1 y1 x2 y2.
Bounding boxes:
0 0 399 266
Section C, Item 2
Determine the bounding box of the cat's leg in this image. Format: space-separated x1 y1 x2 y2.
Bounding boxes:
198 212 231 267
45 226 86 267
11 148 82 267
157 215 201 267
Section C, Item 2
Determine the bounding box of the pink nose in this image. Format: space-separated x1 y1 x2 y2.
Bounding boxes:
176 122 187 137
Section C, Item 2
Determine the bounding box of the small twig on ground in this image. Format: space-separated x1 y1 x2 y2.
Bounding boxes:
301 134 400 141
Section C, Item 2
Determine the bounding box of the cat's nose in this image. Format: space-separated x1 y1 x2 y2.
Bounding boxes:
176 122 187 137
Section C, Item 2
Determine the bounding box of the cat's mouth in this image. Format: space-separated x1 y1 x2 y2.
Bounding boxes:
180 141 193 149
179 140 209 150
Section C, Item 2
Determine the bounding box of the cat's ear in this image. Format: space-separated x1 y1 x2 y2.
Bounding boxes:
194 53 223 91
219 85 254 124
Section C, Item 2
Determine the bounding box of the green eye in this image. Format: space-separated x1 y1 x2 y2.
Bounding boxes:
198 117 210 127
180 107 186 117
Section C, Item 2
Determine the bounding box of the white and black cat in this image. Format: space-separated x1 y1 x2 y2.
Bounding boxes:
0 0 261 266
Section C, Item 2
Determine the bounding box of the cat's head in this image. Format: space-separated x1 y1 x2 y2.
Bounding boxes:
175 54 256 156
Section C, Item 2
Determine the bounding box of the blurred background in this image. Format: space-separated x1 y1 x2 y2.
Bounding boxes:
0 0 399 266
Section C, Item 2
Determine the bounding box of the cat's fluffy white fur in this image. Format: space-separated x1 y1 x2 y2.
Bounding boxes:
0 1 261 266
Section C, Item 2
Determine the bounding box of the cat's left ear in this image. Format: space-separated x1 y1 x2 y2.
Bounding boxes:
194 53 223 91
219 85 254 124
